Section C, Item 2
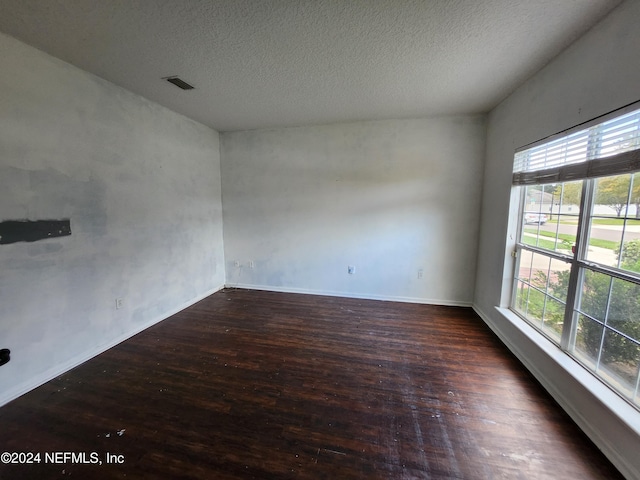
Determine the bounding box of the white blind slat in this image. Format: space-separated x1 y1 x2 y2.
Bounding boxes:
513 103 640 185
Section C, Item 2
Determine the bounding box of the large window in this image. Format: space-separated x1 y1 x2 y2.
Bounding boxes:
512 104 640 409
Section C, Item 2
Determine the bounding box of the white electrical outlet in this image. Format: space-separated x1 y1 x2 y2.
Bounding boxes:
248 260 255 269
417 269 423 279
115 298 124 309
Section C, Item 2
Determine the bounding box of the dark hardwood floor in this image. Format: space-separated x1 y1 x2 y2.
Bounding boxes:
0 289 623 479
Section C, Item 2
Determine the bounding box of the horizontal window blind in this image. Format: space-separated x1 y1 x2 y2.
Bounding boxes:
513 105 640 185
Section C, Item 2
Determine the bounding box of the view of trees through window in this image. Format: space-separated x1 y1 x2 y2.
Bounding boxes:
515 175 640 407
512 107 640 409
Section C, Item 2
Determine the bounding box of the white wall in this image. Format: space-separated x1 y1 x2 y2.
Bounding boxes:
0 32 225 406
221 117 485 305
474 1 640 477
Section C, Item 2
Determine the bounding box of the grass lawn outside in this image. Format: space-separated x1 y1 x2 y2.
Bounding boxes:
522 234 558 251
523 228 619 251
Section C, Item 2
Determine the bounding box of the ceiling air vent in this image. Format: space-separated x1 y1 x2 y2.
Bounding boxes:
163 76 195 90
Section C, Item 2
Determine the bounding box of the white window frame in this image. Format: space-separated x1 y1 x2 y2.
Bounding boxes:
511 101 640 409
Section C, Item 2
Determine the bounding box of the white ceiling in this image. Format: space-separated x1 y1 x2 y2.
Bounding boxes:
0 0 621 132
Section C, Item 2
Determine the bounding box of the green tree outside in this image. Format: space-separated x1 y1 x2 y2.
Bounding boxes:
549 240 640 378
561 181 582 207
595 174 631 217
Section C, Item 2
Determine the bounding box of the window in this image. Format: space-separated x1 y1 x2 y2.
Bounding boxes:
512 103 640 409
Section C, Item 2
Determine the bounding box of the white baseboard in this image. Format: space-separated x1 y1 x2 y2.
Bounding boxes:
224 282 472 307
0 283 225 408
472 304 640 480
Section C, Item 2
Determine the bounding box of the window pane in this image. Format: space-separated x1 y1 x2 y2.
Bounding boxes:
530 252 551 290
586 217 623 267
524 214 577 254
515 248 534 284
553 214 578 254
512 250 564 337
587 174 633 267
548 258 570 302
522 224 550 249
521 229 539 248
618 219 640 275
526 288 544 326
522 185 550 249
514 280 529 317
521 182 582 254
607 277 640 340
548 181 582 253
594 174 631 219
573 315 603 372
577 269 611 322
523 186 547 219
600 329 640 399
557 181 583 219
542 297 564 343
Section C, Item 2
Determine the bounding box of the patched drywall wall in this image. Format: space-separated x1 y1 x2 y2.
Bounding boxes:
0 32 225 405
474 1 640 477
221 117 485 305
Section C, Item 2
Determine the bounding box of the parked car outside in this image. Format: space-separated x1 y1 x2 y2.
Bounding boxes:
524 213 548 225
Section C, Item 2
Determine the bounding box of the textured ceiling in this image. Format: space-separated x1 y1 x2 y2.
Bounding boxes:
0 0 621 132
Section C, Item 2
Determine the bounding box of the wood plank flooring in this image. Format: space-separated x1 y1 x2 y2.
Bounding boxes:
0 289 623 479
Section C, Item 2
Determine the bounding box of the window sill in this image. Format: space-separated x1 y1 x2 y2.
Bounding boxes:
494 306 640 436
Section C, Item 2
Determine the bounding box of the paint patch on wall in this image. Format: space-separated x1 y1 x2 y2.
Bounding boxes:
0 219 71 245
